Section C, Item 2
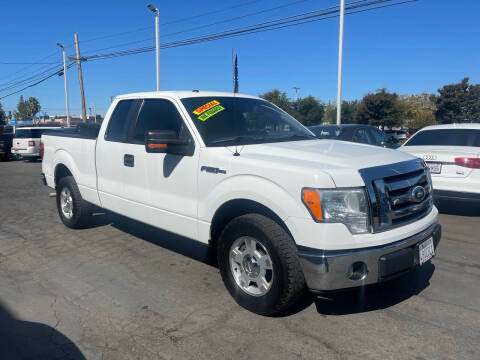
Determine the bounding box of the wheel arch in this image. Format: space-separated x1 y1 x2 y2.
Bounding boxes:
209 198 295 250
54 163 74 188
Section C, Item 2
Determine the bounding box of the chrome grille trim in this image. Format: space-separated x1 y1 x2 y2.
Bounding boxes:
358 159 433 233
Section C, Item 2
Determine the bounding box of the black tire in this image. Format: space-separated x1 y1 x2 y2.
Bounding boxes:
56 176 92 229
217 214 305 316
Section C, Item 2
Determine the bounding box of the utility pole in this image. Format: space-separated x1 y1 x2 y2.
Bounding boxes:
147 4 160 91
336 0 345 125
292 87 300 101
56 43 70 127
74 33 87 122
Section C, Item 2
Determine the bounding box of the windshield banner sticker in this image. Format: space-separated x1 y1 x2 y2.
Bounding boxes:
193 100 225 121
198 104 225 121
193 100 220 115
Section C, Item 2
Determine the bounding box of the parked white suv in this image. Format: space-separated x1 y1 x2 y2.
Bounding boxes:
400 123 480 203
11 127 63 160
41 91 441 315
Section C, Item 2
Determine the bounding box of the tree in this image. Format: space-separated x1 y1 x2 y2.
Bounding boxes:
431 78 480 123
25 97 41 123
356 89 403 129
259 89 292 114
15 95 28 121
292 96 324 126
0 102 6 125
321 101 360 124
401 93 436 132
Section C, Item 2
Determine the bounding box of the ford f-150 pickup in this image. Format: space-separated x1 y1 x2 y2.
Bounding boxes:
41 91 441 315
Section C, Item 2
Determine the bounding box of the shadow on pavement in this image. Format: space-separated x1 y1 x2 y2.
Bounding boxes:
106 211 216 266
435 199 480 217
0 300 85 359
312 263 435 315
81 210 435 317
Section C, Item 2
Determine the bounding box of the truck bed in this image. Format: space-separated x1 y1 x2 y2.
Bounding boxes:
42 125 100 206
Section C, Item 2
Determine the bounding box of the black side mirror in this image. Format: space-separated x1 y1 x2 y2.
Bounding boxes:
145 130 194 156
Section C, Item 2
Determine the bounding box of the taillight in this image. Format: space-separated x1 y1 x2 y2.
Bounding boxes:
40 140 44 159
454 157 480 169
28 140 35 147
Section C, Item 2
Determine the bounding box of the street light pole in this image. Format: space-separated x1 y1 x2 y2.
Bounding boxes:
148 4 160 91
56 42 70 127
336 0 345 125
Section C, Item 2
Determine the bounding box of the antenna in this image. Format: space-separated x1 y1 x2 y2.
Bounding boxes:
233 54 239 94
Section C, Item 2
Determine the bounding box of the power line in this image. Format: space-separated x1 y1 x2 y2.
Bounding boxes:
0 61 59 65
0 63 75 100
0 0 418 99
0 62 66 92
81 0 311 57
83 0 413 62
78 0 263 46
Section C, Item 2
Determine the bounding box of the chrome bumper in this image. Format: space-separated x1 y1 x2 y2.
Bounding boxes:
297 223 441 292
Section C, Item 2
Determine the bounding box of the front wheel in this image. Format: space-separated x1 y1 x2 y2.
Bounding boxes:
56 176 92 229
217 214 305 316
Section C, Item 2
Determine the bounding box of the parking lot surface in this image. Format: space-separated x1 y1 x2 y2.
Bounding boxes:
0 160 479 360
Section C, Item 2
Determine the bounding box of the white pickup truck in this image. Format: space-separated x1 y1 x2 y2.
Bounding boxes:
41 91 441 315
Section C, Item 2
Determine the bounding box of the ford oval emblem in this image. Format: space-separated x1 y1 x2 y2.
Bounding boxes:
410 186 426 203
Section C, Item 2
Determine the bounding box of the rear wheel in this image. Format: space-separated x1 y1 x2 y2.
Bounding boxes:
56 176 92 228
217 214 305 316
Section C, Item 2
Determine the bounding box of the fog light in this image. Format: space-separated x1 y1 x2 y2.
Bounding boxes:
347 261 368 281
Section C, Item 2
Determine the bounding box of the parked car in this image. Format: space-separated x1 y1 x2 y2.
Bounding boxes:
41 91 441 315
309 124 399 149
400 123 480 203
11 126 63 160
0 126 14 161
393 129 409 142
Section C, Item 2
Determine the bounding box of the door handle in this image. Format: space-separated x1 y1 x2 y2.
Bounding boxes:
124 154 134 167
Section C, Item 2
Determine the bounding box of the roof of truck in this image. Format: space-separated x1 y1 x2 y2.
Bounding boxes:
115 90 260 101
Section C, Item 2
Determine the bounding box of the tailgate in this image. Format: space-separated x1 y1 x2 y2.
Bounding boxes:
12 138 29 149
402 146 479 178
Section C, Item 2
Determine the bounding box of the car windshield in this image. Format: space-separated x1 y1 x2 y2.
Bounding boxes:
180 96 315 146
405 129 480 147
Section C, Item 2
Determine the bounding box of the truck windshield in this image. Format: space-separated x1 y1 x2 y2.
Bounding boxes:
180 96 315 146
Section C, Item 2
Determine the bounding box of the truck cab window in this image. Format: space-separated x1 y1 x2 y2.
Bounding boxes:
132 99 184 143
105 99 140 142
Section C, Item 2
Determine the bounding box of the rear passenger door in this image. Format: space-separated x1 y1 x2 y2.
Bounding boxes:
96 99 146 210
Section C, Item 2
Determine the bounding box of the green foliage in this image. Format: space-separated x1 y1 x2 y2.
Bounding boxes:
321 101 360 124
431 78 480 123
0 102 6 125
259 90 324 125
15 96 41 122
259 89 292 113
292 96 324 126
356 89 403 129
15 95 28 121
401 93 436 132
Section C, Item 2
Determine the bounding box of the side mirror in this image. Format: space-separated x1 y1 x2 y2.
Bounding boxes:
145 130 194 156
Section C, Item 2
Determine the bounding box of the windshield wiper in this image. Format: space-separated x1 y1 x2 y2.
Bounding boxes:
275 134 317 141
209 135 265 145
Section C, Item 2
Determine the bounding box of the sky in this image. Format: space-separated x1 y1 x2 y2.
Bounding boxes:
0 0 479 117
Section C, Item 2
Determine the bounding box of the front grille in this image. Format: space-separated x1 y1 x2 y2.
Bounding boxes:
359 159 433 232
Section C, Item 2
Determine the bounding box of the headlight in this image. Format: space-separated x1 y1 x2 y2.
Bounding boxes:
302 188 370 234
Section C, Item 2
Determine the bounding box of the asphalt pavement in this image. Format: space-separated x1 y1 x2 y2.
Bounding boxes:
0 160 479 360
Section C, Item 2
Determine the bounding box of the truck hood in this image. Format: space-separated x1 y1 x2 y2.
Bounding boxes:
231 139 416 187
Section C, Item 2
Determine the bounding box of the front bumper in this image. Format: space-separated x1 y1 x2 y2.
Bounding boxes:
297 223 441 292
434 190 480 202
